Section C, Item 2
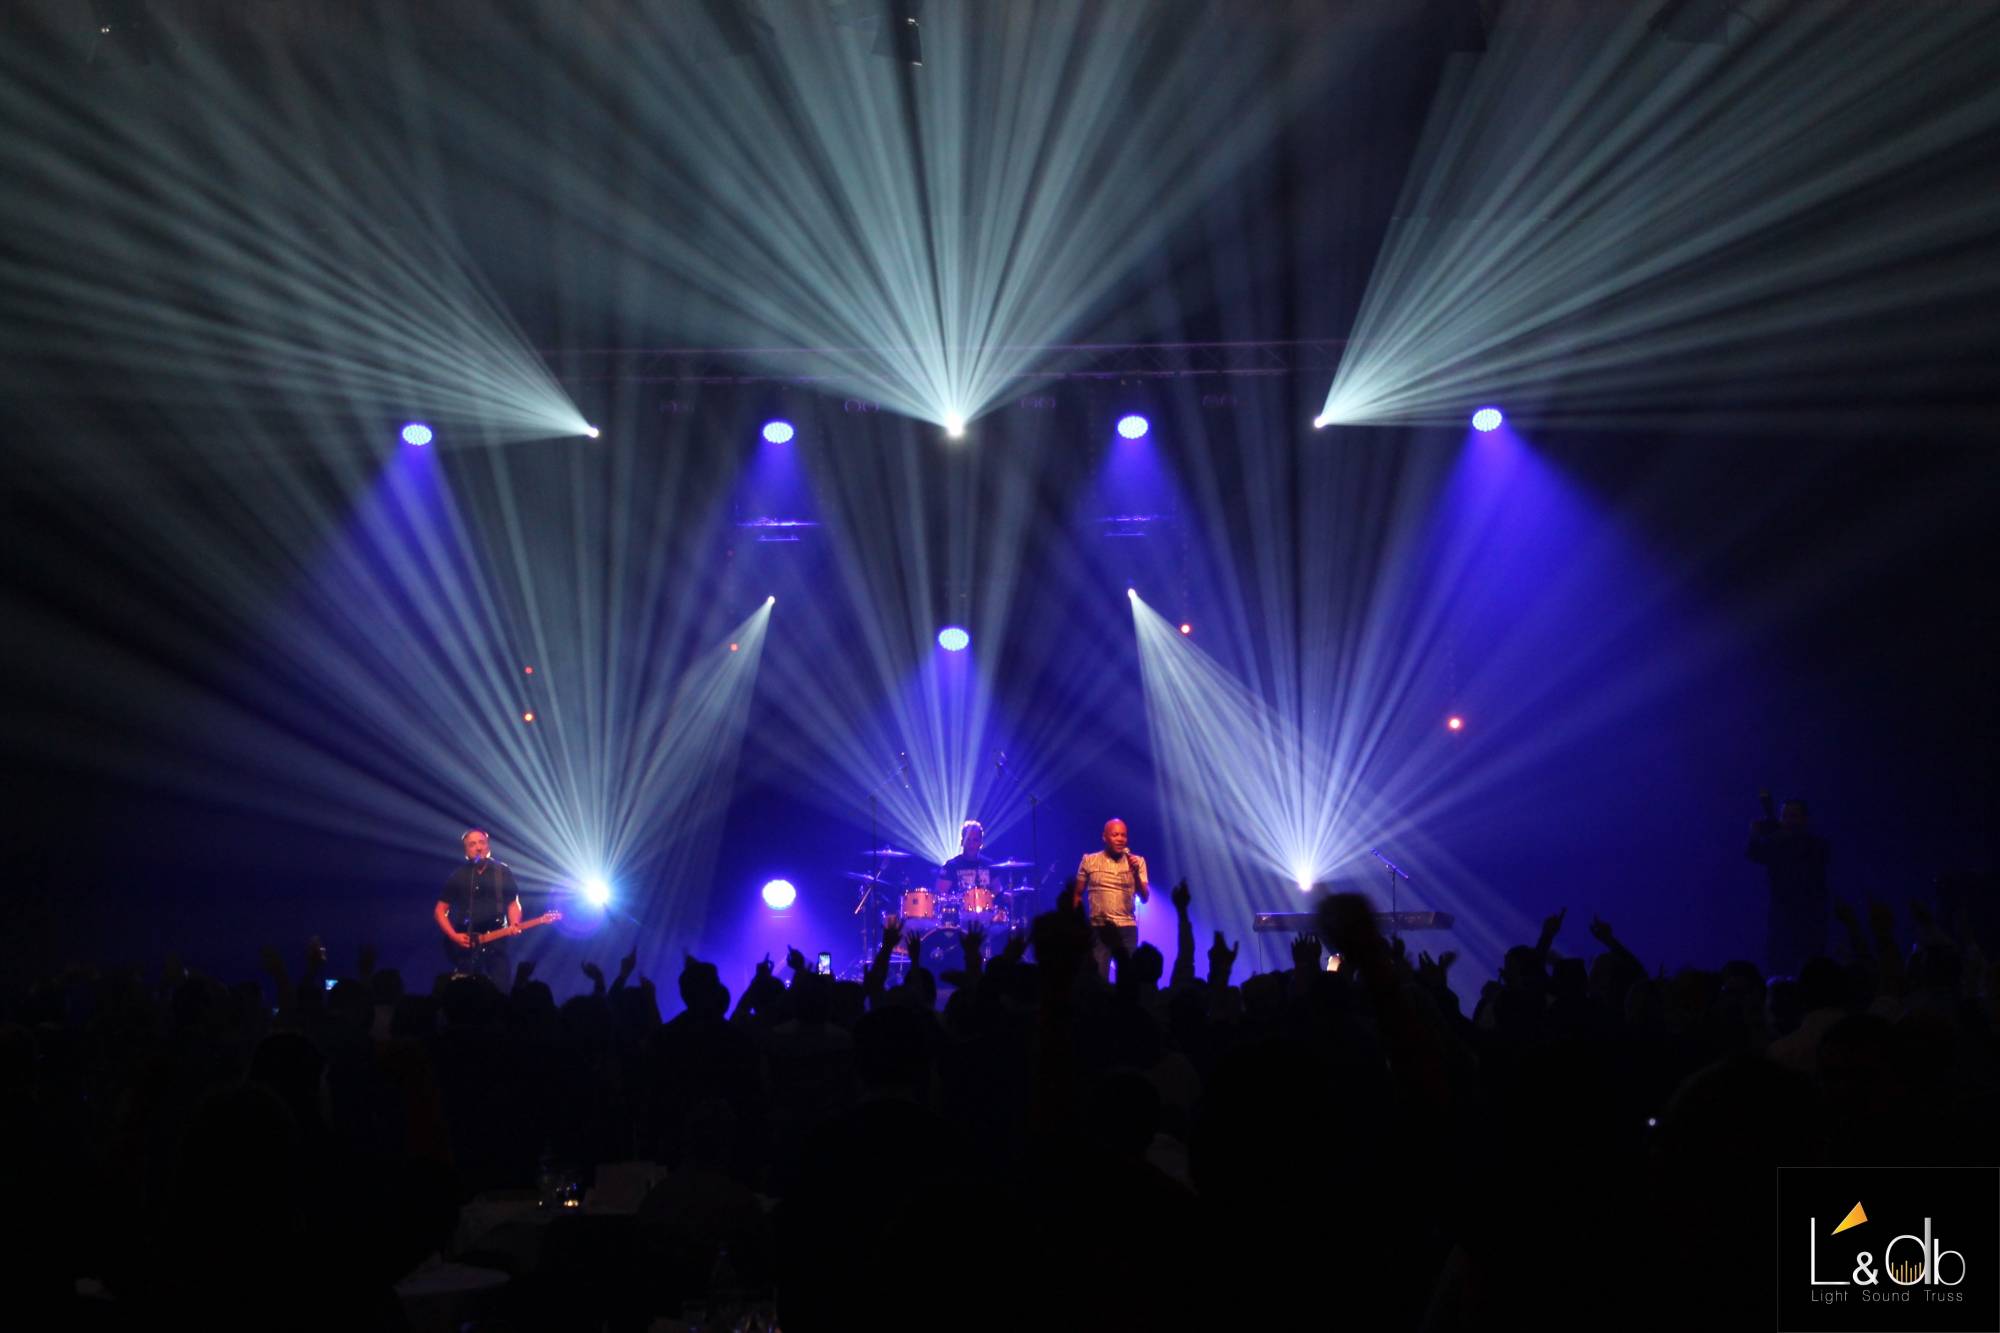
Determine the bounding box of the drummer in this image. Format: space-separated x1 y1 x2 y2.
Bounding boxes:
936 819 994 902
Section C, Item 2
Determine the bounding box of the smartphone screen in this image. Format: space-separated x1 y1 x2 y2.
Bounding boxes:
816 952 832 976
324 978 338 991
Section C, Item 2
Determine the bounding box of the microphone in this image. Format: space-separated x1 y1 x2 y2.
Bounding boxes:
897 752 911 789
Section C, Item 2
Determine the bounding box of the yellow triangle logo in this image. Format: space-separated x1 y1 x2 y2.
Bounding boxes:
1832 1202 1868 1235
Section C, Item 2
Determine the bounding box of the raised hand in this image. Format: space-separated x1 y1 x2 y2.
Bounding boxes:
1171 880 1191 914
1538 907 1567 949
581 960 605 993
618 945 639 979
1208 930 1240 986
756 953 775 978
962 927 987 963
1589 914 1616 945
514 960 535 988
882 916 904 951
905 928 925 962
1291 933 1321 971
786 945 807 974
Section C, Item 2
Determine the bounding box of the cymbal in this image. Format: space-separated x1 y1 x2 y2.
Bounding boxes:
842 871 896 885
987 858 1035 869
859 847 915 858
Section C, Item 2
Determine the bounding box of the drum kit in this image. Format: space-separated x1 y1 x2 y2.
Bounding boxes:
844 847 1037 974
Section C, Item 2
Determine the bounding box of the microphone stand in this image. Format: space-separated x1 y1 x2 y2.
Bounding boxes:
855 754 911 970
1369 848 1411 942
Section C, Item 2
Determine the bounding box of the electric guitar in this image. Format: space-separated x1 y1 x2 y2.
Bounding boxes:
445 911 563 974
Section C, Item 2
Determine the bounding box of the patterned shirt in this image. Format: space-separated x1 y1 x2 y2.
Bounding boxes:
1076 850 1148 927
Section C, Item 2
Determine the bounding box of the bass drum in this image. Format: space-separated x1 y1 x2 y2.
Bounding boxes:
916 927 966 975
914 926 1010 973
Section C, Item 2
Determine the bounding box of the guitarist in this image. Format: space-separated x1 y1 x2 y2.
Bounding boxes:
436 828 521 981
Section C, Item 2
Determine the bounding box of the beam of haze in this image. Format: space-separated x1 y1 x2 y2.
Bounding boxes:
750 413 1112 864
434 0 1347 428
1321 1 2000 427
0 20 586 444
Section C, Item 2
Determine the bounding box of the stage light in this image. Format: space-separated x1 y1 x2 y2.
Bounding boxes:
1447 714 1465 732
523 665 535 675
584 425 601 439
1116 414 1150 440
522 710 536 723
936 626 970 652
762 420 795 444
401 423 433 447
1471 407 1504 432
1312 414 1331 430
729 642 740 652
1179 622 1193 636
583 875 612 907
761 879 798 910
944 413 966 439
765 595 776 605
1127 587 1137 600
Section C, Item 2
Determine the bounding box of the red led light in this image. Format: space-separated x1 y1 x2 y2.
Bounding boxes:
522 711 536 723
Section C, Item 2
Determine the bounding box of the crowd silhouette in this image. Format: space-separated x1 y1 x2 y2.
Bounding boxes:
4 878 1996 1331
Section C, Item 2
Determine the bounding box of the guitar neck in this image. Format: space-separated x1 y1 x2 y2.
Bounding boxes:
473 914 556 945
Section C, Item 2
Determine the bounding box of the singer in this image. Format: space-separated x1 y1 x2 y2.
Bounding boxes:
436 828 521 981
1075 818 1149 980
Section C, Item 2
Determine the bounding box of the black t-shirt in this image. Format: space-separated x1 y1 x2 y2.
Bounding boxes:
939 853 993 894
438 859 521 930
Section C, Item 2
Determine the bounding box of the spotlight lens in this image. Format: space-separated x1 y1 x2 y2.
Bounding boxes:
937 626 970 652
761 879 797 910
1471 408 1504 433
1126 587 1137 600
1179 622 1193 635
1312 414 1331 430
522 711 535 723
1447 715 1465 731
1116 414 1150 440
729 642 740 652
583 876 612 907
585 425 601 439
762 420 795 444
401 423 433 447
944 414 966 438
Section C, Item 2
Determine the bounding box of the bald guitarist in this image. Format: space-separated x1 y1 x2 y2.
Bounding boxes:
436 829 559 980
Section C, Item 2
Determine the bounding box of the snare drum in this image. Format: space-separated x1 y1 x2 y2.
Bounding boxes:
899 889 936 921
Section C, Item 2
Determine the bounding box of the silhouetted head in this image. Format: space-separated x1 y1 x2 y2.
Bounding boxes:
677 956 729 1017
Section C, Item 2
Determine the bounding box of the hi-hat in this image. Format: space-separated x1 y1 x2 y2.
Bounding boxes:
988 858 1035 869
859 847 915 858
